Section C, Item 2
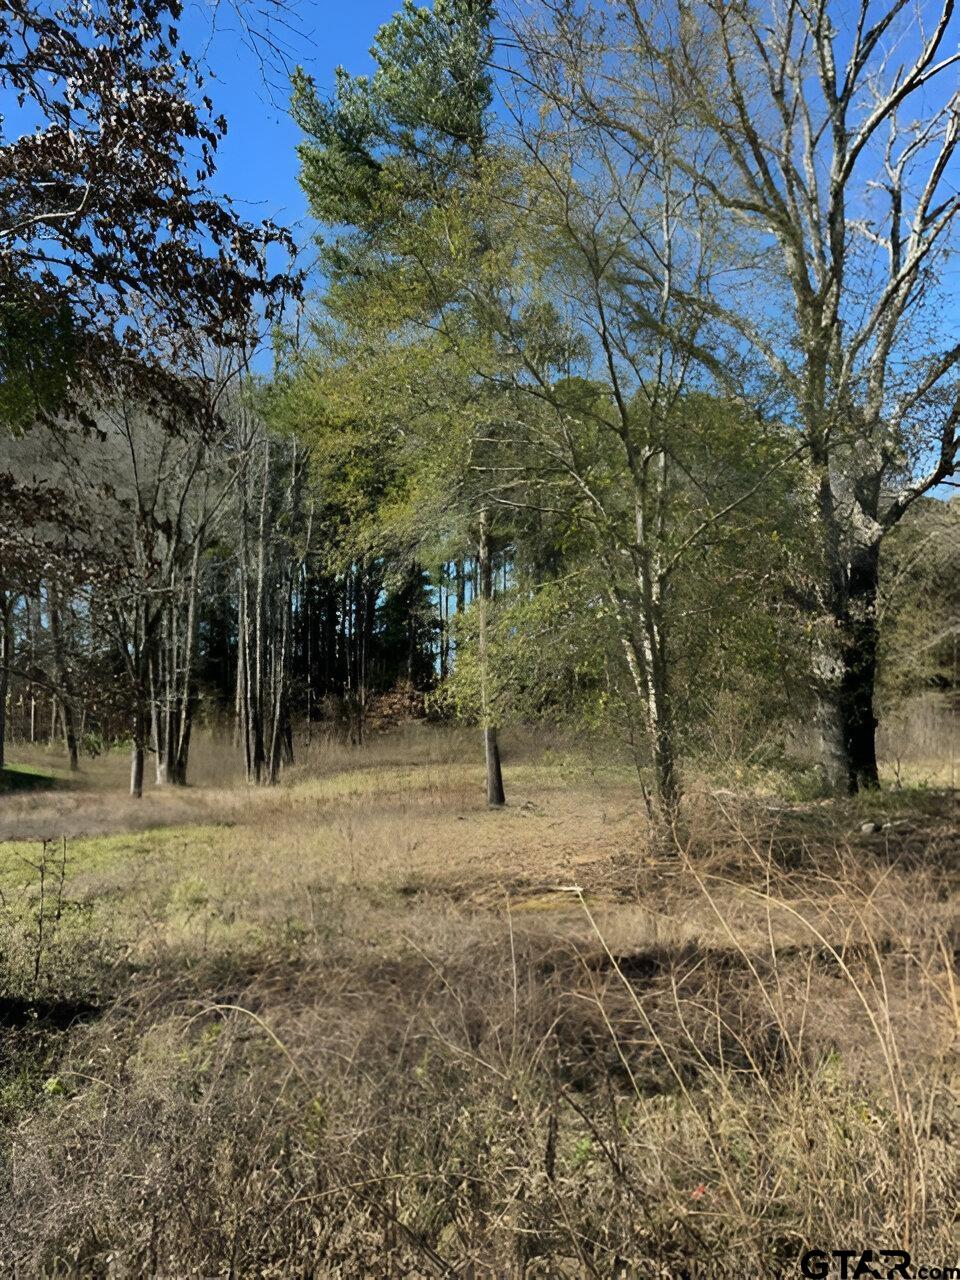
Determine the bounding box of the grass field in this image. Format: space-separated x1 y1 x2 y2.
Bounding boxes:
1 727 958 1276
0 761 73 794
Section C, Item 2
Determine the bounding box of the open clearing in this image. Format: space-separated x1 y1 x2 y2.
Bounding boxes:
2 733 959 1276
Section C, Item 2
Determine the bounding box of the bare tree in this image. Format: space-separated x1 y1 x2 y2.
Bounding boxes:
234 419 311 785
16 358 248 795
532 0 960 792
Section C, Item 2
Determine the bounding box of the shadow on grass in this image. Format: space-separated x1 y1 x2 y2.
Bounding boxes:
0 764 74 794
0 995 100 1030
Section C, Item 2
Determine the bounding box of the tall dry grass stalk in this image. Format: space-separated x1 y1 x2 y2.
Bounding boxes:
0 734 958 1275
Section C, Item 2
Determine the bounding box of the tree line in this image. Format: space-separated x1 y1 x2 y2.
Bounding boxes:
2 0 958 814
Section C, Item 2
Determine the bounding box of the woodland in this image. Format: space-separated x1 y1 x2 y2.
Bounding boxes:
1 0 958 812
1 1 959 1275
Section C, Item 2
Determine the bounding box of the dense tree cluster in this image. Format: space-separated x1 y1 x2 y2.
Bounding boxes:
1 0 957 810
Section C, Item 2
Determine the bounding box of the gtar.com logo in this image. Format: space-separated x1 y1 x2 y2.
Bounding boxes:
800 1251 960 1279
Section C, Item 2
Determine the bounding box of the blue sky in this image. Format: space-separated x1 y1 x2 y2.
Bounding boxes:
182 2 402 246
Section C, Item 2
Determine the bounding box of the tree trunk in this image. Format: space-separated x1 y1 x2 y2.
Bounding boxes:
267 571 293 784
842 543 881 790
483 726 505 807
161 595 176 784
171 538 201 787
641 620 680 815
248 437 269 783
456 558 466 615
478 509 505 807
234 565 247 753
173 715 192 786
815 541 881 794
48 585 79 771
439 562 449 680
0 590 10 771
151 651 167 785
130 704 146 799
813 463 881 794
305 568 315 737
27 596 37 744
354 560 367 746
236 516 251 771
617 617 679 819
62 705 79 772
812 643 849 795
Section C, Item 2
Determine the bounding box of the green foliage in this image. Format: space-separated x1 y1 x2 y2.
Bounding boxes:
433 574 617 726
0 302 76 431
292 0 493 240
280 0 503 570
878 496 960 710
278 0 952 787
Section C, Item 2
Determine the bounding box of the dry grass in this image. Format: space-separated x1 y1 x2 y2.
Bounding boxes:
878 693 960 789
0 725 958 1276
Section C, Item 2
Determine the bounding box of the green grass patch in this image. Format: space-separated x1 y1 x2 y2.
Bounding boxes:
0 824 235 895
0 763 73 794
